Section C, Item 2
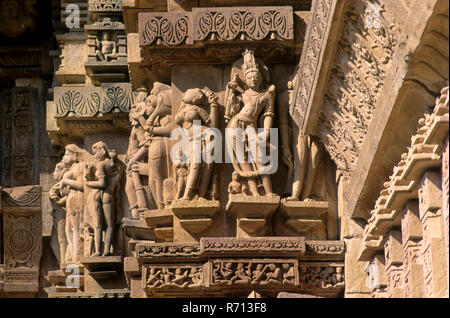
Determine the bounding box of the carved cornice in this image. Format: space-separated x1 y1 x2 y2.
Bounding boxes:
359 86 449 261
200 237 305 258
136 243 201 260
290 0 345 131
139 7 293 48
54 83 134 118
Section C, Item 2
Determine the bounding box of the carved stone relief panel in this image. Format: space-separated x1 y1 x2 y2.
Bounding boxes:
210 259 298 288
143 264 203 291
298 262 344 290
1 88 38 187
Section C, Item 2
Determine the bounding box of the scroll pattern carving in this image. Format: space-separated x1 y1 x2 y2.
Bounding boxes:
89 0 123 11
141 14 191 46
305 241 345 255
55 84 134 117
4 214 41 269
102 85 133 113
139 7 294 47
290 0 333 129
2 186 41 208
137 243 201 258
56 89 101 117
194 7 293 42
318 1 398 177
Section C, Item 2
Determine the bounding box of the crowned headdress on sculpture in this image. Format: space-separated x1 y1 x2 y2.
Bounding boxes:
242 50 260 75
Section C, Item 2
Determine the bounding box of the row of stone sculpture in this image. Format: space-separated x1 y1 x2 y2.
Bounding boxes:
124 50 330 217
49 50 333 266
50 142 123 266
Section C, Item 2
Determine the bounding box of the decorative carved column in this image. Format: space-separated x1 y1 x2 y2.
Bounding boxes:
442 136 449 295
384 231 405 297
401 201 424 298
418 172 447 298
0 186 42 297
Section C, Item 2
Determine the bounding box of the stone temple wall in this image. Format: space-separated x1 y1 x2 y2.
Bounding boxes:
0 0 448 298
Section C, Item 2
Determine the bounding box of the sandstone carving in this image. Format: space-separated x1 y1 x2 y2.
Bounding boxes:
0 0 447 300
84 141 123 257
225 50 276 197
174 87 219 201
95 31 118 62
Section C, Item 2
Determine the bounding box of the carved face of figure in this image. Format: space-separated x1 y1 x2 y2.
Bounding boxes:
182 88 205 106
102 31 111 41
232 171 239 181
92 142 108 160
53 163 65 180
63 150 76 165
245 70 263 90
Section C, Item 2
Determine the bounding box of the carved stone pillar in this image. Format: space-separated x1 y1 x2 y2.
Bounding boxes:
384 231 405 297
442 136 449 295
418 171 447 298
367 254 388 298
0 186 42 297
401 201 424 298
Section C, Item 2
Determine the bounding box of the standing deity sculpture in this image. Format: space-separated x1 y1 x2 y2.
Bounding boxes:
126 83 173 212
277 75 326 201
59 144 86 263
173 87 219 201
125 88 149 218
49 161 70 268
84 141 122 257
225 50 276 197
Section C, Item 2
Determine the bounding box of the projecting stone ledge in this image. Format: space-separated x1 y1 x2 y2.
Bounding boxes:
226 195 280 237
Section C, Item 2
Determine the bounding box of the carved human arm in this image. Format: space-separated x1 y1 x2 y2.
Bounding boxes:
61 171 84 192
85 163 106 189
151 116 172 137
277 91 294 170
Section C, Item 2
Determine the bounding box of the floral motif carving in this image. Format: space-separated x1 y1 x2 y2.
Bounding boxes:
194 7 293 42
55 84 134 118
56 89 101 117
2 186 41 208
4 214 41 269
141 13 192 46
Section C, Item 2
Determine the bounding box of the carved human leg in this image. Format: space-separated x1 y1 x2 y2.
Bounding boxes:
102 192 113 256
300 137 321 200
125 172 139 218
57 217 67 268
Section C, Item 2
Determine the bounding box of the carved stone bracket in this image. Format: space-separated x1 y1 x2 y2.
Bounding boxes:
226 196 280 237
359 86 449 262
